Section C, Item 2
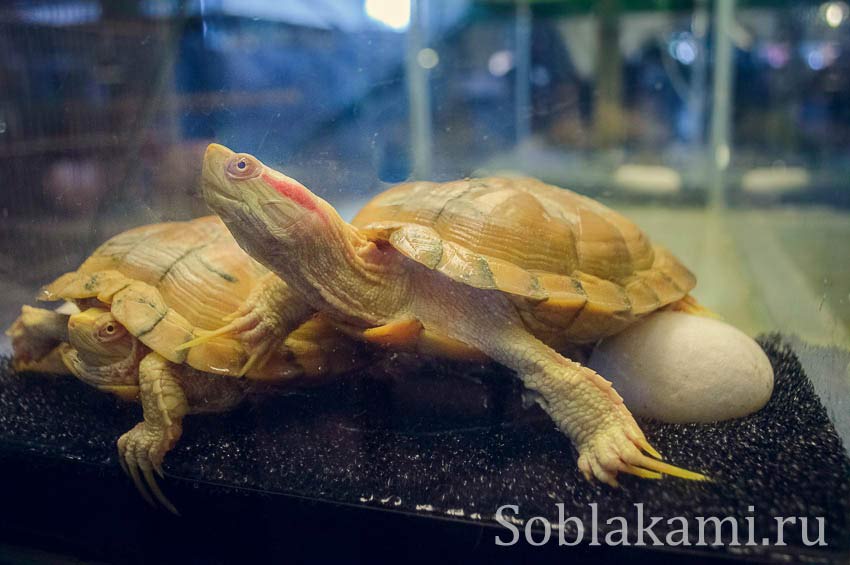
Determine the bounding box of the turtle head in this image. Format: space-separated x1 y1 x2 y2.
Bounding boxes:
67 307 134 366
62 307 140 400
202 144 329 257
202 143 396 323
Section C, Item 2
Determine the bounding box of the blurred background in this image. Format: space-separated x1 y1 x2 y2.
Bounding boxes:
0 0 848 349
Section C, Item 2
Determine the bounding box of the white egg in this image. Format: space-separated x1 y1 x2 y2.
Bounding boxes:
587 311 774 423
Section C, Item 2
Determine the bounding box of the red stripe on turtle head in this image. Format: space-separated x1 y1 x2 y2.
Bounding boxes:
261 172 322 215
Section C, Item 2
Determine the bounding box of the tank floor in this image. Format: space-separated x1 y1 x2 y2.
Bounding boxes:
0 336 847 562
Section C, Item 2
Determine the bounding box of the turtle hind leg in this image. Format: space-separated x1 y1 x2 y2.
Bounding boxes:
118 352 188 515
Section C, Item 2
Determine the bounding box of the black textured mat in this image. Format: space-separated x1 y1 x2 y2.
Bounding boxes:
0 335 848 562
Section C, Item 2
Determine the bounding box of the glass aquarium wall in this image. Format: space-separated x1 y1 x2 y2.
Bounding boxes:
1 0 849 349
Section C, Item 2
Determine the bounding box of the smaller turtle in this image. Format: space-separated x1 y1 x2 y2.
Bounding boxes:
7 216 363 512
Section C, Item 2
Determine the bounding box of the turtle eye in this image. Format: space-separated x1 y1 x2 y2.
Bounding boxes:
226 154 262 180
97 320 126 342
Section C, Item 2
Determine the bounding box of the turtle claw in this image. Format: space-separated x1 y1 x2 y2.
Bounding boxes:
121 443 157 509
623 463 663 480
637 438 663 460
118 422 179 514
238 352 259 377
238 342 275 377
577 416 708 486
174 328 222 351
177 306 279 376
629 453 709 482
174 306 256 351
143 466 180 516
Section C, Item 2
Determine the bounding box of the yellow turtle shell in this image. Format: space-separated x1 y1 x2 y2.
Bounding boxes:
353 177 696 346
39 216 349 380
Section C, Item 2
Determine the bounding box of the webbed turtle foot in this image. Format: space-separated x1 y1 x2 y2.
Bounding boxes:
117 421 180 515
225 306 279 376
176 304 278 376
576 413 708 486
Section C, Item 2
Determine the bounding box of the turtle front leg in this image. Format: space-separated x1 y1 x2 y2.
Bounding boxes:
176 274 313 375
118 352 188 514
492 333 707 486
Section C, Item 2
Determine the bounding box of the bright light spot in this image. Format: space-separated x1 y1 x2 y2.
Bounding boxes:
674 40 697 64
807 50 825 70
417 48 439 69
803 42 839 70
762 43 790 69
488 50 514 77
826 3 844 26
822 1 848 27
365 0 410 31
669 33 697 65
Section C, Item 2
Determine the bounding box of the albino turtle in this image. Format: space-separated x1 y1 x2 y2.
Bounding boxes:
6 216 363 512
199 143 711 486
